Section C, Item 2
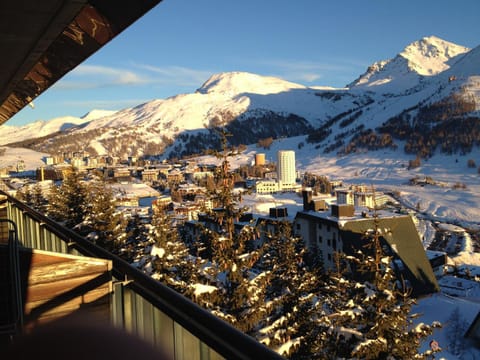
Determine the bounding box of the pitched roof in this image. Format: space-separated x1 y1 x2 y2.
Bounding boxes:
339 215 440 296
295 210 440 296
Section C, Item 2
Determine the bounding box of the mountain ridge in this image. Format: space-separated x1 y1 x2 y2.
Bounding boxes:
1 36 479 161
347 36 471 92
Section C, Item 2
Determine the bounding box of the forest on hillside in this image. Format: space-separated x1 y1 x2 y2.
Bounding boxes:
307 92 480 159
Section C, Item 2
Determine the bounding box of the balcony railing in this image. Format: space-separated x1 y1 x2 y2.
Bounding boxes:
0 191 284 360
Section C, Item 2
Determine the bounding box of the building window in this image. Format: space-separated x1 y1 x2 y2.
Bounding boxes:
317 223 322 229
327 239 331 247
296 223 301 230
318 235 322 243
327 254 332 261
332 238 337 251
327 224 330 232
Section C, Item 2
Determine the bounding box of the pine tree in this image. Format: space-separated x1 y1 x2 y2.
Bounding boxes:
191 129 268 333
257 221 325 356
121 214 148 262
308 212 441 359
149 209 198 295
16 185 32 205
82 180 125 252
30 182 46 212
47 171 87 228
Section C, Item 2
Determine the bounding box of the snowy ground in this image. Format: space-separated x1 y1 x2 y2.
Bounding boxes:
197 138 480 359
3 139 480 358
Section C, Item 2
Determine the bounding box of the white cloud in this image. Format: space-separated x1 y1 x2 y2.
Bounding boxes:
134 64 214 86
61 98 151 109
54 63 215 90
241 58 369 85
55 64 149 90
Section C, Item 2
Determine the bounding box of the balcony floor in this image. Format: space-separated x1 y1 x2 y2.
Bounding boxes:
0 246 112 343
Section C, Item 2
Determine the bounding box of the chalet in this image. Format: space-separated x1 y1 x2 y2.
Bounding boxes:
141 169 159 183
189 170 214 182
167 168 184 183
437 276 477 297
177 183 205 199
172 202 203 222
335 185 389 209
113 167 132 182
111 183 160 209
294 202 439 296
255 180 279 194
153 164 172 178
152 195 173 212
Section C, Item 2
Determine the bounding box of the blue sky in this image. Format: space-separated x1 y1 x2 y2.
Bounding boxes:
8 0 480 126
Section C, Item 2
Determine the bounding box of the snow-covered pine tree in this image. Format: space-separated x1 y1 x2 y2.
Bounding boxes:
47 170 86 228
192 129 268 333
46 181 64 221
122 213 149 263
309 211 441 359
15 185 32 205
82 180 125 252
257 220 325 356
30 182 46 212
17 183 46 212
148 208 198 295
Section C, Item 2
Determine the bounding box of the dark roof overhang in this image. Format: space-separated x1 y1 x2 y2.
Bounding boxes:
0 0 162 126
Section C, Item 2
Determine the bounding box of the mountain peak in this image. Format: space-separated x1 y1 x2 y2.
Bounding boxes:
348 36 470 91
81 109 117 121
399 36 470 75
196 71 305 96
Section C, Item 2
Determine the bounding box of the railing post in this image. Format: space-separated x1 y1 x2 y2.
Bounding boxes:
111 281 125 329
0 195 8 243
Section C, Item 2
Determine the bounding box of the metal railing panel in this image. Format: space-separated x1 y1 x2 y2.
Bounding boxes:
1 192 284 360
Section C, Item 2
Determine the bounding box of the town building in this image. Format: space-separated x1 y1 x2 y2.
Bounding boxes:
255 180 279 194
252 150 300 193
167 168 184 183
255 153 266 166
36 164 73 181
141 169 159 183
335 184 389 209
294 201 439 296
277 150 296 189
113 167 132 182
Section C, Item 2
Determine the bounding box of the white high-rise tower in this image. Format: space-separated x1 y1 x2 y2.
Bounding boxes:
277 150 296 189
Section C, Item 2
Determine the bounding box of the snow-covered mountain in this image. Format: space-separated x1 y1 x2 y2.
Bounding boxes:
1 36 479 160
0 109 116 146
348 36 470 92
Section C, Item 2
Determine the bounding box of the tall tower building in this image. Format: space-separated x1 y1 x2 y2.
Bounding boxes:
277 150 296 189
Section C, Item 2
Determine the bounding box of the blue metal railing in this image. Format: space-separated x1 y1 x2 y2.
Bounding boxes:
0 192 283 360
